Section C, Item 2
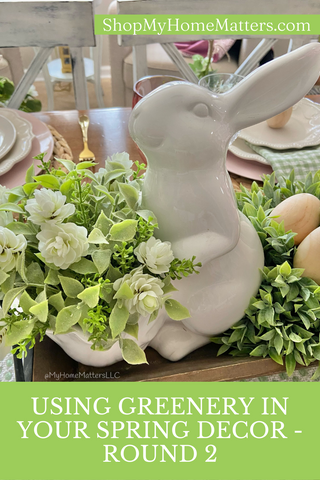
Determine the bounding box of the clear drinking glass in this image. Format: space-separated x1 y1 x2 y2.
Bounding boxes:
199 73 244 93
132 75 185 108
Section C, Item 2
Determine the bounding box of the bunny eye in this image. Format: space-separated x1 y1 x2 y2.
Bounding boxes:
193 103 209 118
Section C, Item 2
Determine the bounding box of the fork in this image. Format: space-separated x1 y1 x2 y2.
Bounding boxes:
78 114 95 162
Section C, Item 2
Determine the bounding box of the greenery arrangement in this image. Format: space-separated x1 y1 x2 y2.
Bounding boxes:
189 40 216 79
0 76 41 113
0 153 199 364
212 170 320 378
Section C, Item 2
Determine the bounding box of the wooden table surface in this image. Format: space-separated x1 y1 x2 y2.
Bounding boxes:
31 106 309 382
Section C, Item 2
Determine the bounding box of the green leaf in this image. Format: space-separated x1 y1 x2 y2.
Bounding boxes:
104 169 126 184
44 268 60 286
3 286 26 316
243 203 257 217
25 163 35 183
274 333 284 355
164 299 190 321
76 161 97 170
88 228 108 244
59 276 84 298
92 249 112 275
29 300 48 323
110 303 130 338
121 338 147 365
19 291 37 314
118 183 139 210
268 347 283 365
99 282 114 303
127 312 140 325
162 282 178 294
217 344 231 356
77 285 100 308
289 332 302 343
110 219 138 242
6 222 33 235
5 319 35 346
250 345 267 357
1 271 15 294
285 353 296 377
0 270 9 285
55 306 82 334
69 258 98 274
94 211 113 236
148 309 159 323
94 185 116 204
228 329 243 343
280 262 291 278
113 281 134 300
259 307 275 325
8 187 25 203
124 323 139 340
0 203 24 214
55 158 76 172
34 174 60 189
60 179 74 196
286 283 300 302
312 345 320 361
26 262 44 284
106 264 122 282
259 330 275 341
23 182 38 196
48 292 65 312
136 210 158 225
311 362 320 380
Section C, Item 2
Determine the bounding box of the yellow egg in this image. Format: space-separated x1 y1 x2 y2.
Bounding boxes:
294 227 320 283
267 107 293 129
272 193 320 245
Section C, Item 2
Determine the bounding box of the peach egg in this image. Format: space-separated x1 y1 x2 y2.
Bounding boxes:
294 227 320 283
267 107 293 129
271 193 320 245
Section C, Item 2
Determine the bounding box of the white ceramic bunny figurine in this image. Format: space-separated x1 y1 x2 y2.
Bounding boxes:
46 43 320 367
128 43 320 362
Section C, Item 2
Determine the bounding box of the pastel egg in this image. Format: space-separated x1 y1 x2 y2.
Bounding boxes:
294 227 320 283
267 107 293 129
272 193 320 245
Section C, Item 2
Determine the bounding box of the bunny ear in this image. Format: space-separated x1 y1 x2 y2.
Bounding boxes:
225 43 320 132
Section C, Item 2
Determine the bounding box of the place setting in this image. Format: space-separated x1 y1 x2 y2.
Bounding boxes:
0 108 54 189
227 97 320 182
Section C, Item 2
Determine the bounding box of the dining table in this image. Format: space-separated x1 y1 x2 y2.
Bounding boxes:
12 102 320 381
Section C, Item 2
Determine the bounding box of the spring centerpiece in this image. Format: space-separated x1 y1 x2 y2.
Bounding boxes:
0 153 199 366
212 171 320 379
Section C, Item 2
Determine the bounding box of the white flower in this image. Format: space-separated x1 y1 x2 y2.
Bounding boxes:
37 223 88 270
28 85 38 97
0 227 27 272
106 152 133 171
114 268 164 316
134 236 174 275
25 188 75 225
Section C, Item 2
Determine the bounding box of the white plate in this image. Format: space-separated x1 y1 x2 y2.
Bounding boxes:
0 109 34 175
229 137 269 165
238 98 320 150
0 115 16 160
